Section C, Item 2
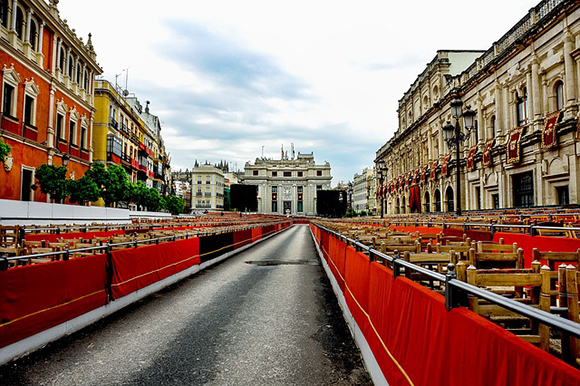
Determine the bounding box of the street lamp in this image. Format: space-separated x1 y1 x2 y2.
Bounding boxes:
62 153 70 168
442 97 476 216
376 161 387 218
347 181 353 211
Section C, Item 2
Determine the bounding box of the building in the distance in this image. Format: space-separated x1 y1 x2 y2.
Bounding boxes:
191 164 224 211
242 152 332 215
352 172 367 212
0 0 101 202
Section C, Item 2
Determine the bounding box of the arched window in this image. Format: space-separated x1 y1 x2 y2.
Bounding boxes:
76 63 81 84
68 55 74 77
59 47 65 70
0 0 7 27
491 115 496 138
29 19 38 50
445 186 454 213
555 81 564 111
15 6 24 40
434 189 441 212
424 191 431 213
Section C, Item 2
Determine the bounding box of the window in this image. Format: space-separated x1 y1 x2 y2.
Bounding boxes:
69 119 78 146
475 187 481 210
513 172 534 208
83 69 89 90
21 167 34 202
68 56 74 77
556 82 564 111
24 95 35 126
317 170 322 176
316 185 322 190
491 115 496 138
106 135 122 157
80 126 87 149
253 170 258 176
0 0 7 27
15 6 24 40
283 171 291 177
297 171 303 177
56 114 65 141
2 83 15 118
272 171 277 177
59 47 65 71
556 186 569 206
76 63 82 84
29 19 37 51
297 201 303 212
272 201 278 213
516 89 527 126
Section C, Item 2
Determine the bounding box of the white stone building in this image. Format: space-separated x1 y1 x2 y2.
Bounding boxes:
243 152 332 215
191 165 224 211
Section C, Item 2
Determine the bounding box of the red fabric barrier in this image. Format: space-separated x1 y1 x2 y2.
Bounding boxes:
443 228 492 242
26 230 125 243
111 238 200 299
344 249 371 337
390 226 443 235
494 232 580 268
0 254 108 348
251 227 262 242
313 227 580 385
233 229 253 249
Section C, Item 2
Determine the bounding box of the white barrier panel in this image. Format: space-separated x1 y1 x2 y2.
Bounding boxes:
0 199 131 225
130 210 173 220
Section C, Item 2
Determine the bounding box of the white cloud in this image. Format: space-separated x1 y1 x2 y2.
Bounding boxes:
58 0 536 183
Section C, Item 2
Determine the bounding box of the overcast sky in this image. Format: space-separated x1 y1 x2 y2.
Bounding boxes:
58 0 536 185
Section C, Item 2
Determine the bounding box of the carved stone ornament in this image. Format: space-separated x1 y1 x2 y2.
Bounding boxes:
3 154 13 172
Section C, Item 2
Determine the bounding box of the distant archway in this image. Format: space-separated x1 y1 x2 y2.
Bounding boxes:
445 186 454 213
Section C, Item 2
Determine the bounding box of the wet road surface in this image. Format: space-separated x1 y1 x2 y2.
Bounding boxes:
0 225 372 385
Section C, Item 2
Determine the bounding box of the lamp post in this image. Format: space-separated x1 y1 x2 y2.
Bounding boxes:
442 97 476 216
376 161 387 218
62 153 70 168
347 181 353 212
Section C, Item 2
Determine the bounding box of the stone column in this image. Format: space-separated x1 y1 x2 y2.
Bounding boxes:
531 54 542 125
564 30 577 118
503 85 510 136
51 36 58 74
24 8 31 43
47 84 56 148
10 0 17 31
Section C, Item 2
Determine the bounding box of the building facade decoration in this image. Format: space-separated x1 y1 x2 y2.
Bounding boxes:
0 0 102 202
376 0 580 214
243 152 332 215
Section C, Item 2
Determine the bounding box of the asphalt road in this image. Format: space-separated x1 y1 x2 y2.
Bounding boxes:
0 225 372 385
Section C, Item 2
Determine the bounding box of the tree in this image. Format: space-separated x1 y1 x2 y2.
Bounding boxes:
0 138 11 163
144 187 162 212
68 176 100 206
162 195 185 215
85 163 130 207
35 164 69 203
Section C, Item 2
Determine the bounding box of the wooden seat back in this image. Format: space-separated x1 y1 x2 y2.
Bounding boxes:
468 247 524 269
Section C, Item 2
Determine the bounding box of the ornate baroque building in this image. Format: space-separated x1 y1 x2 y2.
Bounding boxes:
376 0 580 215
243 152 332 215
0 0 101 201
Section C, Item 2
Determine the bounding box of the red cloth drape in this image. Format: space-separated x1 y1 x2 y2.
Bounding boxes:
542 110 561 150
0 255 108 348
507 127 524 164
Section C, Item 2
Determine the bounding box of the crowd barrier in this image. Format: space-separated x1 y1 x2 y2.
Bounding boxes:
310 224 580 386
0 221 292 364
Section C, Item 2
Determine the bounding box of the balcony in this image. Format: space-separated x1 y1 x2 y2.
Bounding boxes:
147 170 154 179
23 123 38 142
109 118 118 130
139 164 147 173
107 151 121 165
130 133 139 144
131 158 140 169
154 171 164 180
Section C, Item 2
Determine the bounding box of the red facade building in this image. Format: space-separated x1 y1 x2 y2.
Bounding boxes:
0 0 101 202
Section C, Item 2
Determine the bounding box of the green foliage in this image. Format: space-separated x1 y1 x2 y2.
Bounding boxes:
162 195 185 215
359 210 367 217
68 176 100 206
0 138 11 163
85 163 130 207
35 164 69 203
144 187 162 212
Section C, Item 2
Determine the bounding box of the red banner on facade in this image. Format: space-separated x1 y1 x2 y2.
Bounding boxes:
420 164 428 182
482 139 494 167
442 155 451 176
466 146 477 171
430 159 438 179
542 110 561 150
507 127 525 164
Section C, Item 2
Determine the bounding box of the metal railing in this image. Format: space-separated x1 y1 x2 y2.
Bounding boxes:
313 222 580 340
1 220 292 271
